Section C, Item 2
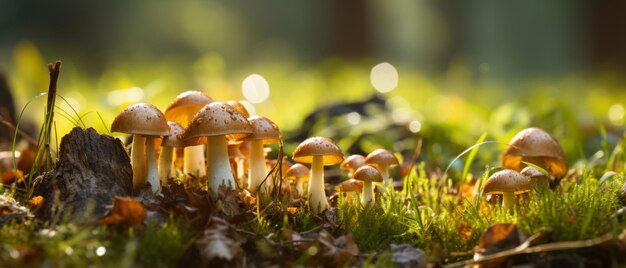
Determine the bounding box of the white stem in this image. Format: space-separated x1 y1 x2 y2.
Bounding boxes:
171 148 178 178
247 140 268 194
206 135 236 193
361 181 374 205
146 137 160 192
184 145 206 178
295 178 304 196
158 146 174 184
502 191 515 212
308 155 329 214
130 135 146 193
237 157 246 188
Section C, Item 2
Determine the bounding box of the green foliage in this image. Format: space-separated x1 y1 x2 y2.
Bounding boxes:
140 217 190 268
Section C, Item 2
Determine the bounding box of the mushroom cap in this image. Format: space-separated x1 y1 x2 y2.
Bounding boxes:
483 169 531 195
520 166 546 178
353 165 383 182
337 179 363 192
111 103 169 136
161 121 185 147
226 100 250 118
502 127 567 177
164 91 213 127
340 154 366 171
285 163 310 180
241 116 282 144
292 137 344 165
267 159 293 175
365 149 399 166
183 102 253 142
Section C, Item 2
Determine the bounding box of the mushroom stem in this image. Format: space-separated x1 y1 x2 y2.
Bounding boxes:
145 137 161 192
237 157 246 188
206 135 236 193
361 181 374 205
184 145 206 178
295 178 304 196
502 191 515 211
158 146 174 184
308 155 329 214
378 164 390 185
130 134 147 192
247 139 268 193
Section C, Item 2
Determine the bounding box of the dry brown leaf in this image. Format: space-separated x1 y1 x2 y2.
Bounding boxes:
99 197 146 230
312 230 359 267
474 223 524 266
196 217 242 263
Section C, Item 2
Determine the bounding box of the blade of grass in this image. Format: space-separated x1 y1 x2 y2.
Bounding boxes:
461 132 487 183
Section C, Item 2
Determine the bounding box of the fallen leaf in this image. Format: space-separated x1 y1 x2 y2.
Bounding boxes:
313 230 359 267
389 243 428 268
99 197 146 230
474 223 524 266
196 217 242 263
27 195 44 209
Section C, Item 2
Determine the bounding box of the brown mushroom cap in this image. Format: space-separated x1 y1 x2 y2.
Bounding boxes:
340 154 366 171
183 102 253 142
267 159 292 174
161 121 185 147
353 165 383 182
292 137 344 165
502 127 567 177
242 116 282 144
483 169 531 195
111 103 169 136
285 163 310 180
365 149 399 166
226 100 250 118
337 179 363 192
520 166 546 178
164 91 213 127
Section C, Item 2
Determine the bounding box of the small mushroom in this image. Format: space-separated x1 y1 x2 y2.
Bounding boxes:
520 166 550 197
226 100 251 118
267 158 293 193
340 154 366 178
292 137 344 214
111 103 169 193
158 121 185 184
164 91 213 179
241 116 282 194
285 163 310 196
483 169 531 212
336 179 363 202
183 102 252 193
502 127 567 178
353 165 383 205
365 149 399 188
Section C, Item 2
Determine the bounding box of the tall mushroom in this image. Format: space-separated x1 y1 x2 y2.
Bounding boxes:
183 102 252 193
353 165 383 205
164 91 213 178
483 169 531 212
241 116 282 194
292 137 344 214
111 103 169 193
502 127 567 178
365 149 399 188
158 121 185 184
340 154 366 178
226 100 251 185
285 163 310 196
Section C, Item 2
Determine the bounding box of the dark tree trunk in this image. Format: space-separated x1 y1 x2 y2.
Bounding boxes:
33 127 132 221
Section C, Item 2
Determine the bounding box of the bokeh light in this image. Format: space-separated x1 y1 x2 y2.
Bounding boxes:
242 74 270 104
370 62 399 93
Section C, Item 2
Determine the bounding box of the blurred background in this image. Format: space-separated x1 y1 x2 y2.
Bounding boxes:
0 1 625 175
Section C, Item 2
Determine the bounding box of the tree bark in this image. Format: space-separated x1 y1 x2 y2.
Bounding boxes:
33 127 132 221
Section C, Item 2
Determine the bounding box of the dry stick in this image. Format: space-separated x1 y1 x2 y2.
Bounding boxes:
44 61 61 170
443 232 615 268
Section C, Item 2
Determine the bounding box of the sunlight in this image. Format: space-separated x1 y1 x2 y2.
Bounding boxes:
370 62 399 93
242 74 270 104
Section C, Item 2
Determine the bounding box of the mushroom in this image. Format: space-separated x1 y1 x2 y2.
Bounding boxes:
353 165 383 205
365 149 399 188
164 91 213 178
226 100 250 118
158 121 185 184
502 127 567 178
285 163 310 196
267 158 292 193
292 137 344 214
111 103 169 193
241 116 282 194
336 179 363 202
340 154 366 178
482 169 531 211
520 166 550 197
183 102 252 193
227 143 245 186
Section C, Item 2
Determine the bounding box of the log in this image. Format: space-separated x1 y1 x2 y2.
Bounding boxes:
33 127 132 221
